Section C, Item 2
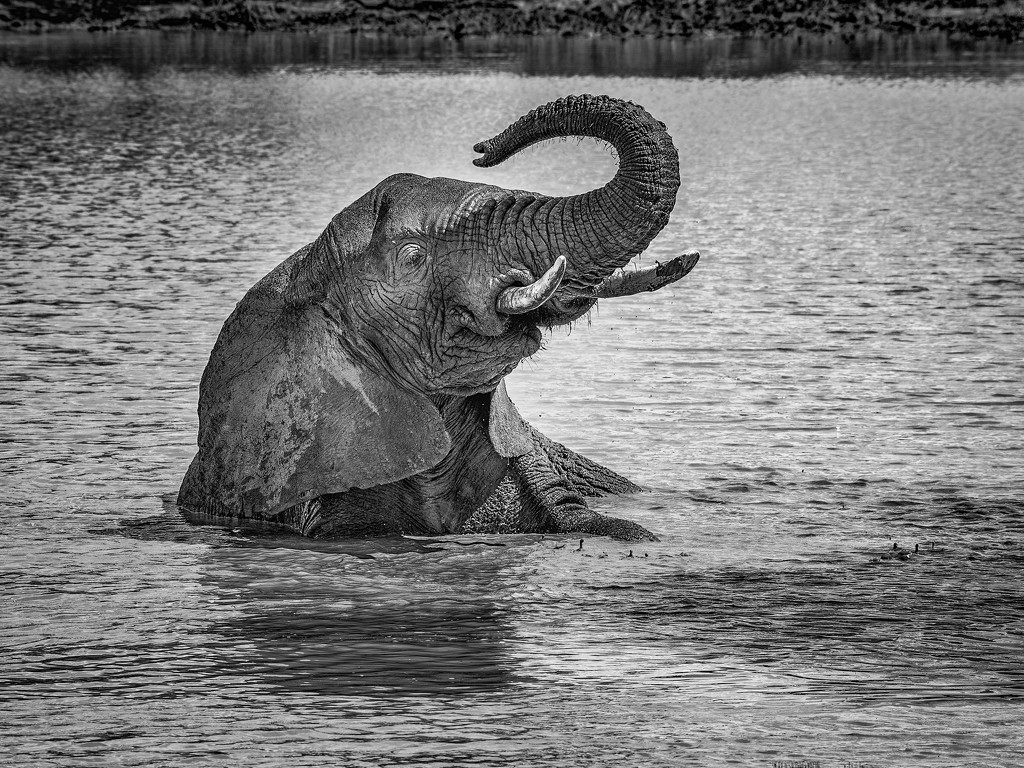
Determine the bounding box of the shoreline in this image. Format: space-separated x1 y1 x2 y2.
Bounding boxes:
2 1 1022 42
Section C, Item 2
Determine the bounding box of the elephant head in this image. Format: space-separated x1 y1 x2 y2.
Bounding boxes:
178 94 688 535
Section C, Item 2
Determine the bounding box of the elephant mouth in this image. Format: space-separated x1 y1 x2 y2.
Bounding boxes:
503 318 543 356
451 315 542 361
524 294 595 327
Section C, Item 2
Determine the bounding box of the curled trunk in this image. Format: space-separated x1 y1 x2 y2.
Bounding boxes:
473 94 680 323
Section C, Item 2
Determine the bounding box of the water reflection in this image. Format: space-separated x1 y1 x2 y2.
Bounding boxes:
109 511 522 697
2 29 1023 78
205 581 515 697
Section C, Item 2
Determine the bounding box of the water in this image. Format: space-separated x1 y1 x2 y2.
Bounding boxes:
2 31 1024 767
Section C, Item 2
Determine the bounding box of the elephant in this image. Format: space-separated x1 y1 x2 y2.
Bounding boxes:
177 94 699 542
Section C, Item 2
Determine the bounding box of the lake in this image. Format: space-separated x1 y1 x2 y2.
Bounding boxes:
2 30 1023 767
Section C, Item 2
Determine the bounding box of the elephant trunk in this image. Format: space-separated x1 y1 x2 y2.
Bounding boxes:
474 94 680 324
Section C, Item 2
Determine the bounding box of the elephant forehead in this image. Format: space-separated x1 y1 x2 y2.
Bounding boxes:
383 176 508 233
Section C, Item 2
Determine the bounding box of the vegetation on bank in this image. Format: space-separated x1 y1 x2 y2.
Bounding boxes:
2 0 1022 40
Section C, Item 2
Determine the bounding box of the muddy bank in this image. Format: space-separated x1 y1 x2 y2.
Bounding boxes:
2 1 1022 41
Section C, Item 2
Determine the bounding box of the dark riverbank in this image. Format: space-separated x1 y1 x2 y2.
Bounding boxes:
2 1 1023 41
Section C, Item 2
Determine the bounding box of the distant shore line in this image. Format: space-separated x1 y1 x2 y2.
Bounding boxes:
2 1 1023 41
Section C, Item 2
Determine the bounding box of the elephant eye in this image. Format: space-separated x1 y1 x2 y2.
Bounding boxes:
396 242 426 268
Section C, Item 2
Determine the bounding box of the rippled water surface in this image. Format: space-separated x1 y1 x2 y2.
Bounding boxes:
2 32 1023 767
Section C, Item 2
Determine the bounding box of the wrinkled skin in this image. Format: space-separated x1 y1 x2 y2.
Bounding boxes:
177 94 699 542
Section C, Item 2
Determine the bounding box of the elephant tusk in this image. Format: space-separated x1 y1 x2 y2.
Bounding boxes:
595 250 700 299
496 256 567 315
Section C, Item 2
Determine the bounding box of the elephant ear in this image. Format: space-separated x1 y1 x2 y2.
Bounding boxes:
180 287 451 518
488 380 534 458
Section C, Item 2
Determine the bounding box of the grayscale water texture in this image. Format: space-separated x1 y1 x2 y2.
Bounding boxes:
2 31 1023 767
